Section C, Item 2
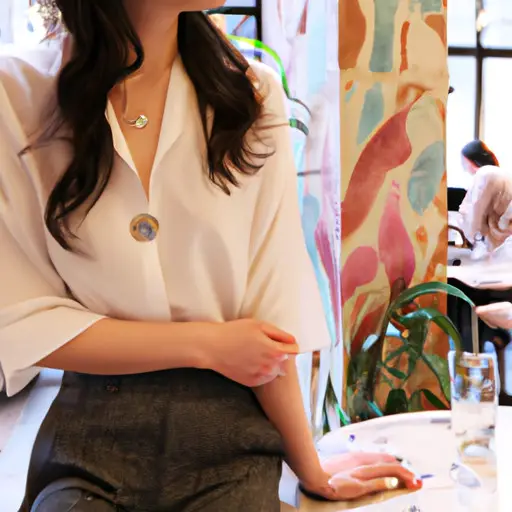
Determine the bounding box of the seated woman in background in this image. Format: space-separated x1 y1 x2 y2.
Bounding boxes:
0 1 419 511
448 139 500 213
461 139 500 176
457 141 512 250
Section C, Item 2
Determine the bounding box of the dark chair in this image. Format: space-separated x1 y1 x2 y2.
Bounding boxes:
447 187 466 212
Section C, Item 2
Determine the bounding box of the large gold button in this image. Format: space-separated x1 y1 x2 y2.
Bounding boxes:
130 214 159 242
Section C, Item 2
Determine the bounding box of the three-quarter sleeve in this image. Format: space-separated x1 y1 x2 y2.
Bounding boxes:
240 64 331 353
0 123 104 397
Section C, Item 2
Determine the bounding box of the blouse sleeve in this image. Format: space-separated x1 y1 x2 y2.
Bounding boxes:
0 108 104 397
240 64 331 353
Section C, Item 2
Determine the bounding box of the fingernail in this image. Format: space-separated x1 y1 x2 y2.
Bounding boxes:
412 478 422 488
279 355 289 362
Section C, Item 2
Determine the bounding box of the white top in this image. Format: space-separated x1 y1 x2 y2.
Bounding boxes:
0 44 330 396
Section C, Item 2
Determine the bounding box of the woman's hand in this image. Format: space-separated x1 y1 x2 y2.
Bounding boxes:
203 319 299 387
476 302 512 329
300 452 422 501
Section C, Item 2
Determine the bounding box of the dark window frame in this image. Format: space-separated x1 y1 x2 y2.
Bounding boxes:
449 0 512 138
209 1 263 40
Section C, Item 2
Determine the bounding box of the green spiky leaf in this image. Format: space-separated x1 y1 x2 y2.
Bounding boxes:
422 352 451 401
384 343 409 363
421 388 449 410
391 281 474 311
385 366 407 380
401 307 463 352
384 389 409 415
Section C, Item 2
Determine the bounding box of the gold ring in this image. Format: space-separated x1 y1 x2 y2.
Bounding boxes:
384 477 400 490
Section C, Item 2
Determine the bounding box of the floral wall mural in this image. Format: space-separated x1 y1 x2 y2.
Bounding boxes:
262 0 342 431
340 0 449 413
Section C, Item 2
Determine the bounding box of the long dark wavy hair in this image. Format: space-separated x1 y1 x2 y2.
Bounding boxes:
38 2 271 250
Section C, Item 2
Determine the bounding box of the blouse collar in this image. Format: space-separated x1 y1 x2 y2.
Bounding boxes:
106 55 191 177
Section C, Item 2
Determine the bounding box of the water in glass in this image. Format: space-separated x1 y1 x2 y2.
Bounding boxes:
450 352 498 501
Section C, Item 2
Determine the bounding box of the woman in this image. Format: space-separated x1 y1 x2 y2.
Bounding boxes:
461 139 500 176
448 139 500 213
0 2 419 510
457 141 512 250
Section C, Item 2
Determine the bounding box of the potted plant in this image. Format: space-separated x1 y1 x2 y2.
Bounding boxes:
341 280 474 423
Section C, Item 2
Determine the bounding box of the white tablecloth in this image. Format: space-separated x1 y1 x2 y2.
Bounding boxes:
309 408 512 511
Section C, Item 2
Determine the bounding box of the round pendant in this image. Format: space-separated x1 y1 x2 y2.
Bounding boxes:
134 115 149 129
130 214 159 242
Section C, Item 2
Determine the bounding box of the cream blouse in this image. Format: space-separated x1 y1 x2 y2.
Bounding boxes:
0 44 329 396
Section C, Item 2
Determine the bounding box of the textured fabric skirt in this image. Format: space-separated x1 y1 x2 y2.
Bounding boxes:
20 369 284 512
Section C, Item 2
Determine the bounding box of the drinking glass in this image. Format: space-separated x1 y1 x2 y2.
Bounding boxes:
448 351 498 505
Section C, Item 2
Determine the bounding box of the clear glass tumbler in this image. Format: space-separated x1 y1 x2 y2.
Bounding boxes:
449 351 498 505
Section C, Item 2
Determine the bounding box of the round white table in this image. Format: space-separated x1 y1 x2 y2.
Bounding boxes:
296 408 512 511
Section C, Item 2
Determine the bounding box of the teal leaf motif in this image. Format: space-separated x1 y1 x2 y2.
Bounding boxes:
419 0 443 14
407 141 445 215
357 83 384 144
370 0 400 72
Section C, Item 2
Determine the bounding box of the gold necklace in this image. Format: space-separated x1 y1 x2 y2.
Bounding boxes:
120 81 149 130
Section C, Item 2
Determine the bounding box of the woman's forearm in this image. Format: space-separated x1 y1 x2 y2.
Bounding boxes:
38 318 213 375
253 357 325 486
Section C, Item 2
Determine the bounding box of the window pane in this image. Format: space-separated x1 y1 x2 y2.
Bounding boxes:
448 0 477 47
224 0 257 6
2 0 55 47
447 56 476 188
0 0 13 44
481 0 512 48
224 14 257 38
482 58 512 170
211 13 257 44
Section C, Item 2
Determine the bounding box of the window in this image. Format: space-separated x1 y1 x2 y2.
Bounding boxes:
447 56 476 190
1 1 61 47
209 0 262 41
448 0 512 187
